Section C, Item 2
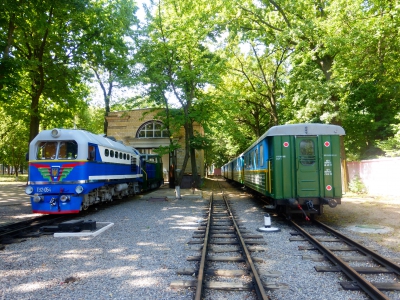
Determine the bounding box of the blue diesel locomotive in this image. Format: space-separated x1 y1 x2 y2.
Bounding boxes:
222 123 345 217
25 128 163 214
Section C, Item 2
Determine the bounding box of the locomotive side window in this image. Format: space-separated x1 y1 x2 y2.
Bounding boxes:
299 139 315 165
88 145 95 161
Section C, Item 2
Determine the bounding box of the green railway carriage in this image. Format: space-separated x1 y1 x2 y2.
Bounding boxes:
225 123 345 217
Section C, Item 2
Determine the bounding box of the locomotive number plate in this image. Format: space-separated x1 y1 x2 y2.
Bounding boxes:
37 187 51 193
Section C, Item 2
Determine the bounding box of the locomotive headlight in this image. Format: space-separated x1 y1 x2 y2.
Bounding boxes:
25 186 34 195
60 195 70 202
51 128 61 138
33 195 43 203
75 185 84 194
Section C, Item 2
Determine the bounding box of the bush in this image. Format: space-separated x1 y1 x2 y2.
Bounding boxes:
348 176 367 194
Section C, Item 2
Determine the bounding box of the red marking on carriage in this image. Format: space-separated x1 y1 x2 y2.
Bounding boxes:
283 142 289 147
326 185 332 191
324 141 330 147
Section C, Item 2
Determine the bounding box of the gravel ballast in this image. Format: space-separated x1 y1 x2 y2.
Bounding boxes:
1 182 399 300
1 189 206 300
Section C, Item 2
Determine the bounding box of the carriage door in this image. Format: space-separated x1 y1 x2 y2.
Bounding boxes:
295 136 320 197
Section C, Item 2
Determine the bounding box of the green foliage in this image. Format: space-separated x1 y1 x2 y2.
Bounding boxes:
348 176 367 194
2 0 400 172
0 109 30 176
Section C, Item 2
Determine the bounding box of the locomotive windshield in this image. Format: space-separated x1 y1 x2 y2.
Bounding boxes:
36 141 78 160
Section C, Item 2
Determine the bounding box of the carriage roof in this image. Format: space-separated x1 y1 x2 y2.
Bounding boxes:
245 123 345 154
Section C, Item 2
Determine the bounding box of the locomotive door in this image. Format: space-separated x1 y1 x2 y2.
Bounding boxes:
295 136 320 197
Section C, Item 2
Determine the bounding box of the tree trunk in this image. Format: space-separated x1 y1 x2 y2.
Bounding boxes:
188 122 199 188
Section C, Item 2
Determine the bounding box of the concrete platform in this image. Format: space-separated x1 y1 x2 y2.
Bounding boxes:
54 222 114 238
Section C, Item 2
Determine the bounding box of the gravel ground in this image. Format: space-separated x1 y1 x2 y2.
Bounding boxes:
1 187 206 300
1 180 399 300
221 183 400 300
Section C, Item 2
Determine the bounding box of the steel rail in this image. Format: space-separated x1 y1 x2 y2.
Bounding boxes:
0 215 64 239
221 186 269 300
290 219 391 300
314 220 400 276
194 192 213 300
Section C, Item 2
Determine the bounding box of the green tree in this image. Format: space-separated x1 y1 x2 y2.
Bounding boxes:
1 0 92 142
136 0 226 188
0 109 29 177
83 0 139 134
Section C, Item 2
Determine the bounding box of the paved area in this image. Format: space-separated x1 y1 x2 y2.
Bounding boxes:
0 182 30 206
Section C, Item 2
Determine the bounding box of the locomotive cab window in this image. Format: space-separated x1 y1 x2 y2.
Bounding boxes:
37 142 57 160
299 139 316 165
63 141 77 159
36 141 77 160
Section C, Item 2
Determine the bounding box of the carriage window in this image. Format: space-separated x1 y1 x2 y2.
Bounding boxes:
255 149 258 167
260 145 264 166
119 152 123 159
115 151 119 159
299 139 315 165
105 149 109 157
123 153 126 160
110 150 114 157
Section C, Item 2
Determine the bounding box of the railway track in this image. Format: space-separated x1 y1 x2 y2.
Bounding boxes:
289 218 400 300
171 180 270 299
0 186 159 250
0 196 122 249
0 215 68 249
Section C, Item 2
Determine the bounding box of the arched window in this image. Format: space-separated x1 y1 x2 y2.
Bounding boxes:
136 121 169 138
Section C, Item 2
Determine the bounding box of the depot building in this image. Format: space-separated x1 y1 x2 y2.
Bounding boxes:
106 108 204 186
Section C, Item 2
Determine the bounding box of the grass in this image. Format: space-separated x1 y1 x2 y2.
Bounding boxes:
0 174 28 182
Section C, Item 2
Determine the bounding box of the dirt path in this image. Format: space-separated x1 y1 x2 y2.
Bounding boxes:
318 193 400 253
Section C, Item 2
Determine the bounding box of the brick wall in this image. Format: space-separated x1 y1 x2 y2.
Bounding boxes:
106 109 204 179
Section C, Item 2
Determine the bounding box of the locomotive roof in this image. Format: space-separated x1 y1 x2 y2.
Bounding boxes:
30 129 136 152
247 123 345 152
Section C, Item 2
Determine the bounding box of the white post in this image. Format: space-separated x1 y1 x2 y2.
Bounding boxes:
175 185 182 199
